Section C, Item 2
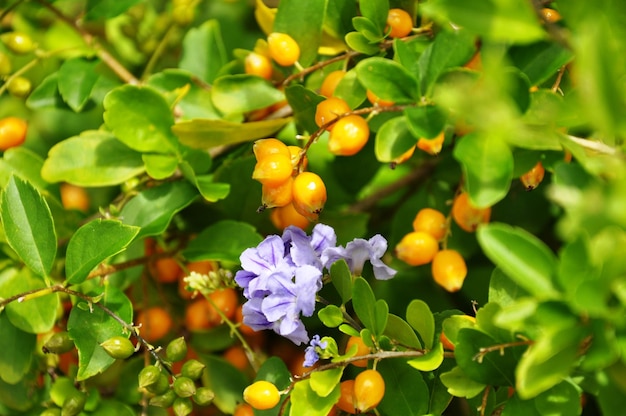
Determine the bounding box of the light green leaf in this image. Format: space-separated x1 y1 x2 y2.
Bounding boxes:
406 299 435 349
66 220 140 284
356 57 419 103
179 20 227 84
183 220 263 263
329 259 352 304
408 342 445 371
41 130 145 186
404 105 447 139
374 115 416 162
0 313 36 384
0 176 56 278
289 379 340 416
0 146 47 190
345 31 381 55
352 16 384 42
142 153 179 180
488 267 530 307
103 85 179 154
318 305 344 328
26 72 65 109
57 58 99 112
310 368 343 398
477 223 559 299
453 131 514 207
211 75 285 116
179 161 230 202
285 84 325 134
440 366 486 398
359 0 389 33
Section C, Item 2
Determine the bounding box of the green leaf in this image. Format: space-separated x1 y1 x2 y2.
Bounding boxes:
0 146 48 190
68 285 133 381
179 161 231 202
26 72 65 109
334 68 367 109
378 358 429 416
345 31 381 55
173 117 291 149
384 314 422 349
374 115 416 162
142 153 179 180
211 75 285 115
508 42 574 87
41 130 145 186
352 17 384 42
289 379 340 416
318 305 344 328
179 20 227 84
285 84 325 134
120 181 198 239
103 85 179 154
0 267 59 333
0 371 39 412
85 0 142 20
488 267 530 307
404 105 447 139
57 58 99 112
477 223 559 299
356 57 419 103
0 176 56 278
358 0 389 34
202 355 249 415
329 259 353 304
66 220 140 284
309 368 343 398
352 277 388 337
535 381 583 415
406 299 435 349
408 342 445 371
183 220 263 263
440 366 486 398
273 0 328 66
0 308 36 384
453 131 514 207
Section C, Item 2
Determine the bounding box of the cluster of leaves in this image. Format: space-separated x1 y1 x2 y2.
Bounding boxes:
1 0 626 415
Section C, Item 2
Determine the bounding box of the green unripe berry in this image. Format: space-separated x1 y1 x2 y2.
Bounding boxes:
100 336 135 359
145 373 170 395
173 376 196 398
61 391 86 416
193 387 214 406
181 359 205 380
149 389 177 408
7 76 32 98
172 397 193 416
40 409 61 416
43 332 75 354
166 337 188 363
138 365 162 389
0 52 11 76
0 32 36 54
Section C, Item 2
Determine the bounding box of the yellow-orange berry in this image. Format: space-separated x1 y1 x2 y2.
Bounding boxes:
253 138 290 161
354 369 385 413
540 8 561 23
345 336 370 368
292 172 327 221
0 116 27 151
416 131 445 155
336 380 357 414
432 249 467 292
245 52 273 80
412 208 447 241
252 153 293 186
395 231 439 266
60 183 90 212
366 89 395 107
267 33 300 67
386 9 413 38
270 202 311 230
328 115 370 156
520 161 545 191
320 70 346 97
243 380 280 410
136 307 174 343
287 145 307 172
451 192 491 232
315 97 351 130
262 176 294 209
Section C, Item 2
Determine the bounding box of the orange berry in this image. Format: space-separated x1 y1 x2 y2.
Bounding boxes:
315 97 351 130
0 116 27 150
262 176 294 209
320 70 346 97
412 208 447 241
540 8 561 23
451 192 491 232
520 161 545 191
391 145 416 167
354 369 385 413
60 183 90 212
345 336 370 368
292 172 327 221
366 89 395 107
386 8 413 38
234 403 255 416
243 380 280 410
136 307 174 342
253 138 290 161
245 52 273 80
206 287 239 326
287 145 307 172
185 299 212 331
395 231 439 266
154 257 183 283
431 249 467 292
267 32 300 67
416 131 445 155
328 115 370 156
270 202 311 230
252 153 293 186
223 345 250 371
336 380 357 414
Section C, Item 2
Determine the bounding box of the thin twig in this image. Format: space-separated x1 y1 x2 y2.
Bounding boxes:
566 135 618 155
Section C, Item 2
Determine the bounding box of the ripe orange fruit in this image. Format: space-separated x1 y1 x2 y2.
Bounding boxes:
395 231 439 266
320 70 346 97
154 257 183 283
267 32 300 67
185 299 213 331
245 52 273 80
261 176 294 209
520 161 545 191
243 380 280 410
366 89 395 107
416 131 445 155
345 336 370 367
223 345 250 371
253 138 290 161
252 153 294 186
451 192 491 232
412 208 447 241
234 403 255 416
0 117 27 150
292 172 327 221
354 369 385 413
540 8 561 23
270 202 311 230
136 307 174 342
336 380 357 414
432 249 467 292
287 145 307 173
60 183 90 212
315 97 351 130
327 115 370 156
386 9 413 38
206 287 239 326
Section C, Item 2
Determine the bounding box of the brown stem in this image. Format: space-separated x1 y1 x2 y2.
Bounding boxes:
480 385 491 416
473 339 534 363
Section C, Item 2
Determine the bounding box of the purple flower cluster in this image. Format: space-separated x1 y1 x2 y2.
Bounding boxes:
235 224 396 345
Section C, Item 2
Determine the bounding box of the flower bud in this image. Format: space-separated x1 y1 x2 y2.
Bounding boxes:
100 336 135 359
149 390 177 408
181 359 205 380
193 387 215 406
166 337 188 363
61 391 86 416
173 376 196 398
173 397 194 416
43 332 75 354
138 365 162 389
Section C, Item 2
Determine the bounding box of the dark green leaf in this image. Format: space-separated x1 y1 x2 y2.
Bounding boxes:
0 176 56 277
0 371 39 412
404 105 446 139
352 16 384 42
384 314 422 349
345 31 381 55
85 0 142 20
202 355 249 414
406 299 435 349
334 68 366 109
356 57 419 102
378 358 429 416
285 84 325 134
359 0 389 33
180 20 227 84
26 72 64 109
508 41 574 87
375 115 416 162
330 259 353 304
0 307 36 384
66 220 140 284
58 58 100 112
352 277 387 336
183 220 263 264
